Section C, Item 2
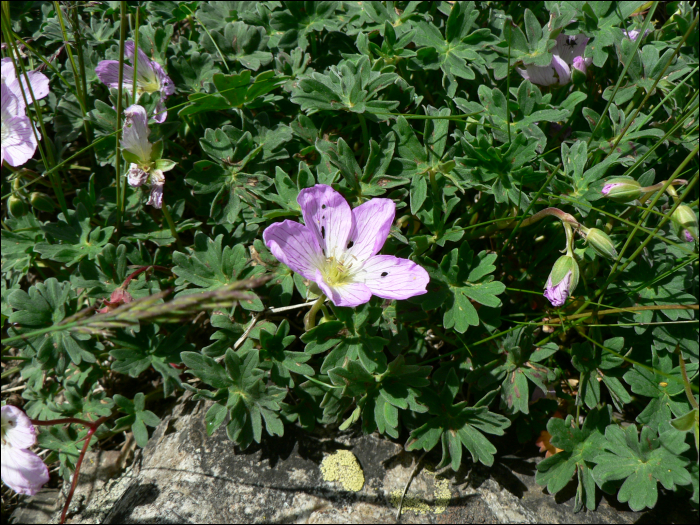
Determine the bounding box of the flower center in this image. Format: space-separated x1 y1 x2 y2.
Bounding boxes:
322 256 355 287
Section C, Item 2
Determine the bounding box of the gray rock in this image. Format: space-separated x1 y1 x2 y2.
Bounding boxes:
37 395 696 524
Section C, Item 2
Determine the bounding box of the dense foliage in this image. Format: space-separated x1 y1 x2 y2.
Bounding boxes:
1 0 698 515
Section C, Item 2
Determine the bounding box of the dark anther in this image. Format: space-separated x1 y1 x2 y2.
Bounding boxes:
322 204 326 209
321 226 326 238
381 272 388 277
347 240 354 248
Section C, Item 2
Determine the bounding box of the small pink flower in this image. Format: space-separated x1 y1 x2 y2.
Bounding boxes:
95 42 174 123
1 405 49 496
263 185 430 307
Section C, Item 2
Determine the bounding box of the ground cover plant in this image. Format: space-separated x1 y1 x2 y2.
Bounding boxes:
1 1 698 520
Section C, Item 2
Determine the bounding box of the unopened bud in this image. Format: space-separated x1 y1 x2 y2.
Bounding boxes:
544 255 579 307
585 228 618 260
601 177 642 202
671 205 698 242
8 195 28 217
29 192 55 213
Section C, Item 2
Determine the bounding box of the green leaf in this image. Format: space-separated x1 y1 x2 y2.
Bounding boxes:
35 205 114 267
592 425 692 512
536 408 611 512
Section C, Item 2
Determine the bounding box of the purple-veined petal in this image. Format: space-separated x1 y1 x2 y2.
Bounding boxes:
146 169 165 208
345 198 395 263
1 447 50 496
152 61 175 96
1 81 21 118
316 269 372 307
518 64 558 86
95 60 135 91
1 114 38 167
1 59 49 111
125 42 160 92
127 163 149 187
543 271 572 307
122 104 152 163
1 405 36 450
552 55 571 85
153 98 167 123
298 185 352 260
146 182 164 209
354 255 429 301
555 34 589 65
263 220 324 281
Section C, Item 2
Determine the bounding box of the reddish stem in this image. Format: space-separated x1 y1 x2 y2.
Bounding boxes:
58 415 110 524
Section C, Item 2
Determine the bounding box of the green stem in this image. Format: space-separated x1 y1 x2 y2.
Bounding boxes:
132 5 140 106
161 203 183 250
115 1 128 234
304 294 327 331
70 3 96 171
358 113 369 166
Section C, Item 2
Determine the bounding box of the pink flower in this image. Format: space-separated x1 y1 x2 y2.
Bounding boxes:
517 34 592 86
263 185 430 307
1 405 49 496
624 29 650 41
0 58 50 113
1 83 39 167
95 42 174 123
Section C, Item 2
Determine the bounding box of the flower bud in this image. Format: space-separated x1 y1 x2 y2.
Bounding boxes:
671 205 698 242
29 192 55 213
585 228 618 260
601 177 642 202
544 255 579 307
8 195 28 217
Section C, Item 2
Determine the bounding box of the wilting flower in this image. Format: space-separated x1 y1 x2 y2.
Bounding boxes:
95 42 174 123
1 405 49 496
0 57 50 112
263 185 430 307
543 254 579 307
97 287 134 314
146 169 165 209
1 83 39 167
517 34 592 86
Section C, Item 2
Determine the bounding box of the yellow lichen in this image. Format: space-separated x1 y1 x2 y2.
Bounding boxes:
320 450 365 492
390 463 452 516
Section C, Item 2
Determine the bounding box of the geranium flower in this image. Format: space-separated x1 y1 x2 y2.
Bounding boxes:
121 104 165 208
0 57 50 112
1 405 49 496
1 82 39 167
517 34 592 86
95 42 174 123
263 185 430 307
